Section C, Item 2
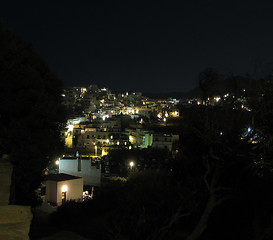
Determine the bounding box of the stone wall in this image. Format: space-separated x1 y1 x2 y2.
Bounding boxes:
0 155 32 240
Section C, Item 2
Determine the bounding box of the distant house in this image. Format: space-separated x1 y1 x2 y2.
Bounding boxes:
59 156 101 186
44 173 83 206
126 128 153 148
152 133 179 152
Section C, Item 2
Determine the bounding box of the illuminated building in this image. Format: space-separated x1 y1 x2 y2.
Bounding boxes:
44 173 83 206
59 156 101 186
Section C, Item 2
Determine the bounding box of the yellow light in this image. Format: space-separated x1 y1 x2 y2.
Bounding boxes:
130 161 134 167
129 146 132 150
163 118 166 122
95 145 97 156
61 185 67 192
55 160 59 165
68 124 74 132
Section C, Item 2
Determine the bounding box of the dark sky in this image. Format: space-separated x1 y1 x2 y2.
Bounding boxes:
1 0 273 93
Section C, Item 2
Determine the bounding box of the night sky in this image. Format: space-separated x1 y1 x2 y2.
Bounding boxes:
1 0 273 93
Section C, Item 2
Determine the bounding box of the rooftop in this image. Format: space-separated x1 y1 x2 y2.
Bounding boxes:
44 173 82 182
61 157 91 160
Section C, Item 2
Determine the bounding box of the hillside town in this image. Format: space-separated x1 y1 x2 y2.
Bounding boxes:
3 1 273 238
48 83 251 199
60 84 249 158
61 85 181 155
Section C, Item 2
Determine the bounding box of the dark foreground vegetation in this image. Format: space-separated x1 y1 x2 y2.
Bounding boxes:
0 23 65 205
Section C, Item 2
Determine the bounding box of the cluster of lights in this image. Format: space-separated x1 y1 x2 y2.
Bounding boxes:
214 96 221 102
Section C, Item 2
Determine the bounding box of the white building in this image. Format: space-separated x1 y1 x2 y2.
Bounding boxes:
127 128 153 148
59 156 101 186
44 173 83 206
152 133 179 152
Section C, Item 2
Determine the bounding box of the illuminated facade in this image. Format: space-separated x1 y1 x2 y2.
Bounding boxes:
127 128 153 148
152 134 179 152
44 173 83 206
59 156 101 186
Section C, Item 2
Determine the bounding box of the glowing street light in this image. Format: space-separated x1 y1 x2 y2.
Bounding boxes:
68 124 74 132
95 145 97 156
129 161 134 170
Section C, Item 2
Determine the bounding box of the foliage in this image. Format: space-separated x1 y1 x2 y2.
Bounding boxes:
248 76 273 176
198 68 221 100
172 105 252 239
106 148 173 175
0 23 65 205
174 98 273 240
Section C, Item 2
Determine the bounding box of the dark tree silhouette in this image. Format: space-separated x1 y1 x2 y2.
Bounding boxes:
249 76 273 176
175 105 251 240
0 23 65 205
198 68 220 101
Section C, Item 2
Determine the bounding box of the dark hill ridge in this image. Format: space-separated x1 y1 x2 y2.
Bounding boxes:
144 77 263 99
143 88 202 100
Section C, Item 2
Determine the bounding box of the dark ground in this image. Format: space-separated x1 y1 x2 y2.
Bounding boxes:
30 202 91 240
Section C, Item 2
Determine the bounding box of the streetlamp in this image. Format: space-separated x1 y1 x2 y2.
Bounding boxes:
95 145 97 156
129 161 134 170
